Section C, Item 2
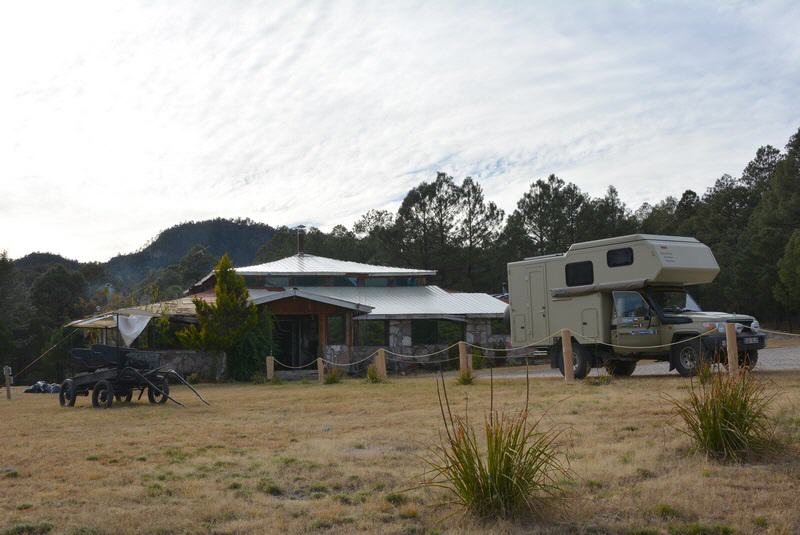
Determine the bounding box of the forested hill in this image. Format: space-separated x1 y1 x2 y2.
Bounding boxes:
12 218 275 290
103 218 275 286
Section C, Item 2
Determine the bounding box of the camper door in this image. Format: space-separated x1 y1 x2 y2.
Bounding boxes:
611 291 660 351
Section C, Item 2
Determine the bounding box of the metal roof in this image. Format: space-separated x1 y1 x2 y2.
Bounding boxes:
250 288 373 313
236 254 437 277
248 286 507 319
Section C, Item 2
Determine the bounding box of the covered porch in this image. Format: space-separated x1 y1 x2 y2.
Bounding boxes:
251 289 372 369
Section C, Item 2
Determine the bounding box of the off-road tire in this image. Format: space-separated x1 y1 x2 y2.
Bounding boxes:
605 360 637 377
147 379 169 404
59 379 76 407
673 338 704 377
92 380 114 409
556 339 591 380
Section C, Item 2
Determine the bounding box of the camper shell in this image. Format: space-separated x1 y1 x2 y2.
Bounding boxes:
507 234 764 377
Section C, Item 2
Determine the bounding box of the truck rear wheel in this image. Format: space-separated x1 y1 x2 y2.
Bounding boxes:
673 338 703 377
555 340 591 380
605 360 637 377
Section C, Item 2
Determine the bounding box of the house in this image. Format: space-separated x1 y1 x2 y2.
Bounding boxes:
186 251 510 367
70 233 510 371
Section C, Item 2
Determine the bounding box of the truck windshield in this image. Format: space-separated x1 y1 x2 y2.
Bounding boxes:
650 290 702 313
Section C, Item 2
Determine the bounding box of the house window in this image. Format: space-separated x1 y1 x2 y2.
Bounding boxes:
394 277 417 287
332 276 358 287
607 247 634 268
293 276 322 286
327 316 346 345
365 277 389 287
490 318 510 335
412 320 465 345
264 276 290 287
565 261 593 287
355 320 387 345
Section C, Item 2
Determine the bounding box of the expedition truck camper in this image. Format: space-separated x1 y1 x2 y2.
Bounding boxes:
507 234 765 378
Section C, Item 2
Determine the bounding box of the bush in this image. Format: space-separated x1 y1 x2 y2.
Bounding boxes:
365 364 386 384
324 367 344 384
669 367 778 461
472 348 486 370
423 374 571 519
456 369 474 385
186 372 201 385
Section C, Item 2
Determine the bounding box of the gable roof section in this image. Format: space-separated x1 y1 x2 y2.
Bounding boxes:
236 254 436 277
190 254 436 291
248 286 507 319
249 288 373 313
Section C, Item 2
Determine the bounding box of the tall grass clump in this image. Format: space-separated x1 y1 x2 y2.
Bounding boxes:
423 372 571 519
669 366 778 461
324 367 344 384
365 364 386 384
456 368 474 385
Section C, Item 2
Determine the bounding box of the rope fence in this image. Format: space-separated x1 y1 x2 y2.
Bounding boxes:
264 321 791 384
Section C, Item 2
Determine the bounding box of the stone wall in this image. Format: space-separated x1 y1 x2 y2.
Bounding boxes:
158 350 226 381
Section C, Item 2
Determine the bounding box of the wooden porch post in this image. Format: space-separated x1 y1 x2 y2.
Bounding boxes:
318 313 328 361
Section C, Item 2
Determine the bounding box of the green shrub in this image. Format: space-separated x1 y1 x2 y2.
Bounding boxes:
324 367 344 384
656 503 682 519
365 364 386 384
422 374 571 519
269 374 283 385
472 348 486 370
669 368 778 461
256 478 283 496
456 369 474 385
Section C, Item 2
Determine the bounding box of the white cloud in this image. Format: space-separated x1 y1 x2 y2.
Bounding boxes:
1 0 798 261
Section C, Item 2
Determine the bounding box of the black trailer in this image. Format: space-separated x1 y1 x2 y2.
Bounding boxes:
59 345 209 408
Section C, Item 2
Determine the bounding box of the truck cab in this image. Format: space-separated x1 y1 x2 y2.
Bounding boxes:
507 235 766 378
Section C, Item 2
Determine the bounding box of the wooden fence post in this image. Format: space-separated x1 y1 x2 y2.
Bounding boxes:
317 358 325 384
725 323 739 375
561 329 574 383
375 349 388 380
4 366 11 400
458 341 472 376
266 356 274 381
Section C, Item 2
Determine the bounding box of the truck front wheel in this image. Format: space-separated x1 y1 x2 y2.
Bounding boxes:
555 340 591 380
673 338 703 377
605 360 637 377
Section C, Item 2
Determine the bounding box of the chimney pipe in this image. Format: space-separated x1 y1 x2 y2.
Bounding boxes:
296 225 306 256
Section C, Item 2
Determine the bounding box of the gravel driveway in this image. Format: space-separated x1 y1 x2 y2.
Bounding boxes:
480 343 800 379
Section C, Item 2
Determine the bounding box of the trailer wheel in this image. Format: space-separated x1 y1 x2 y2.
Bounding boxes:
148 379 169 404
555 340 591 380
59 379 77 407
92 380 114 409
673 338 704 377
605 360 637 377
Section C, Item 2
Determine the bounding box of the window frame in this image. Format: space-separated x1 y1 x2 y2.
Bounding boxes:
565 261 594 287
607 247 634 268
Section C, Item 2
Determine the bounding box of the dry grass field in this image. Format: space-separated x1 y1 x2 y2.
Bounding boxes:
2 370 800 535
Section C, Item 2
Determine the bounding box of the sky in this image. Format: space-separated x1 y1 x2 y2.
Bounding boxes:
1 1 799 262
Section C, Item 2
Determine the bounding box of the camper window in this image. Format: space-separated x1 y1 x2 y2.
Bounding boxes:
565 261 594 286
613 291 650 323
607 247 634 267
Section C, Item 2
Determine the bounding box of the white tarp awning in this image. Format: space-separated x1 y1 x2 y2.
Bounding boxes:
117 314 153 346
